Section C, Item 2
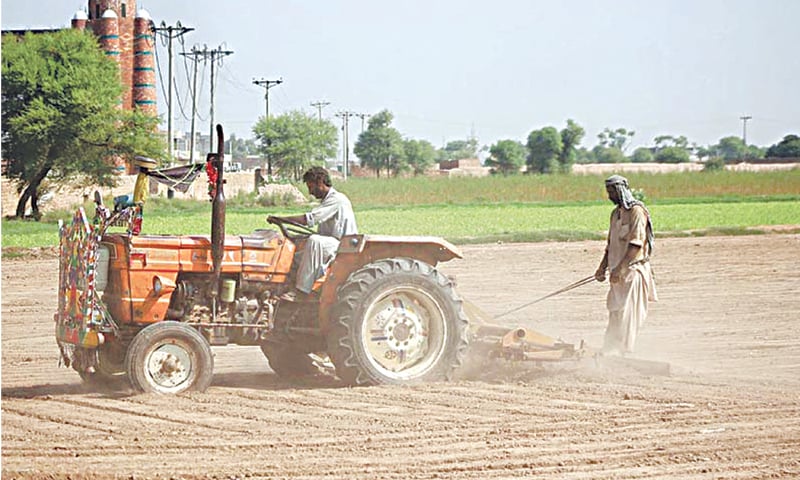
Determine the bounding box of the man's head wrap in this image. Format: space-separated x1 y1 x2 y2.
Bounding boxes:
605 174 655 254
605 175 639 210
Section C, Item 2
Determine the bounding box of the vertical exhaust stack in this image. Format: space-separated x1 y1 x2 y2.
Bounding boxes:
210 124 225 301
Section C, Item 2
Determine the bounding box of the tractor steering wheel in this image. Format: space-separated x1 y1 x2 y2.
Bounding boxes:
267 216 315 241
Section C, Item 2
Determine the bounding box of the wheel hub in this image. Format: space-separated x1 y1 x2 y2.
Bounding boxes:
366 293 436 374
385 313 424 352
147 344 191 389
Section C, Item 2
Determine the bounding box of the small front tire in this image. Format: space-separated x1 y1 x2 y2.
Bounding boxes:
125 322 214 394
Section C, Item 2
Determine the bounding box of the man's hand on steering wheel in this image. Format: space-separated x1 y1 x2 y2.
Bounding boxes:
266 215 315 240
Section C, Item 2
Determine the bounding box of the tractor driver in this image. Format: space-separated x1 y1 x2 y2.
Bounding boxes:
267 167 357 302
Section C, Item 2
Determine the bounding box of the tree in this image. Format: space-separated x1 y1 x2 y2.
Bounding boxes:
574 146 596 164
526 127 563 174
2 30 164 219
486 140 525 175
655 146 690 163
227 133 259 160
653 134 689 151
714 136 748 160
597 127 635 152
438 138 480 162
353 110 404 177
252 110 338 181
765 134 800 158
631 147 654 163
558 119 585 173
592 145 627 164
402 139 437 176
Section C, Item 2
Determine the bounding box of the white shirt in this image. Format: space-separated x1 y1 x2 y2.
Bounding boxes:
304 187 357 240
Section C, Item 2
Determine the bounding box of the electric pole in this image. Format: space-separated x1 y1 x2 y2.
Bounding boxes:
355 113 371 132
335 111 355 179
179 46 202 162
153 21 194 163
253 78 283 120
253 78 283 176
310 100 331 121
740 115 752 145
205 46 233 149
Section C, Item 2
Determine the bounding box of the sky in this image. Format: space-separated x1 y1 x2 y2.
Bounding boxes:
2 0 799 153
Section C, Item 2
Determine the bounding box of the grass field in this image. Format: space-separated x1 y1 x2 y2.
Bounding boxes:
2 170 799 251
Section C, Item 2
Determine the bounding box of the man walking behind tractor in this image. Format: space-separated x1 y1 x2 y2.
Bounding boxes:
268 167 358 302
594 175 658 355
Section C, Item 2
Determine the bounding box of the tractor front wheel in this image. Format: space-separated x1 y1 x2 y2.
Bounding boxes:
125 322 214 394
327 258 469 386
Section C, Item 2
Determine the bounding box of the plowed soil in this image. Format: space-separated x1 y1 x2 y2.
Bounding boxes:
3 235 799 479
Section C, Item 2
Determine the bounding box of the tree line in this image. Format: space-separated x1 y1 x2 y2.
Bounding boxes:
253 110 800 179
3 29 800 219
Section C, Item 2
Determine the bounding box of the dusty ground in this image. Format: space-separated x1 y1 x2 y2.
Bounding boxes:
2 235 799 479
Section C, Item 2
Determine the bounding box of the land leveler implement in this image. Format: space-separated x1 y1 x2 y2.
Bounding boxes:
55 125 668 394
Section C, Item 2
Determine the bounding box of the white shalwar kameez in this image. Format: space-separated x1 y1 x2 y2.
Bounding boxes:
296 187 357 293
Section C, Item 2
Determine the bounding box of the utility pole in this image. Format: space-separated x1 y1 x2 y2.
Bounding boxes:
179 46 202 163
206 46 233 149
310 100 331 121
253 78 283 176
153 21 194 164
355 113 371 132
335 111 355 179
740 115 752 145
252 78 283 120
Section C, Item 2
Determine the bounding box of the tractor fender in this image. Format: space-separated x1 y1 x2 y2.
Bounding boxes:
318 234 463 332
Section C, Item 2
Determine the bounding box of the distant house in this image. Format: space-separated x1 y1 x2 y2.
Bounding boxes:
438 158 490 177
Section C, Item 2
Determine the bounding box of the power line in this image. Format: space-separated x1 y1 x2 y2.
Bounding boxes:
179 46 204 162
252 78 284 120
310 100 331 121
335 111 357 179
355 113 371 132
740 115 752 145
153 21 194 162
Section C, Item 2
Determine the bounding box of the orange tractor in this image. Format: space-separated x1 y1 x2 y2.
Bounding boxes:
56 126 476 393
56 126 662 394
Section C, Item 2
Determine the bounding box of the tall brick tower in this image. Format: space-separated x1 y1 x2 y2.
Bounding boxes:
71 1 157 114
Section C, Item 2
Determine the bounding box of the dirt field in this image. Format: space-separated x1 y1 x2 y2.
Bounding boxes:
3 235 799 479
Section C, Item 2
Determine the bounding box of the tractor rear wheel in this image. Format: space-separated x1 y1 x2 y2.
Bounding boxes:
327 258 469 386
125 322 214 394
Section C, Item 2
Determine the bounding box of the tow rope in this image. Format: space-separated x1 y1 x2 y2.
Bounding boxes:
494 275 596 320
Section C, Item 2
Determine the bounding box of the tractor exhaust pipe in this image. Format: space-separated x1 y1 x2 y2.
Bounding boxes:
209 124 225 300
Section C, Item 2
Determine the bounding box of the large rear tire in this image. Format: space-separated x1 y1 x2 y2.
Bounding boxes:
327 258 469 386
125 322 214 394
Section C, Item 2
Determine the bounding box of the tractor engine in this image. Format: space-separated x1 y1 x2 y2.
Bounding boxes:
166 275 278 345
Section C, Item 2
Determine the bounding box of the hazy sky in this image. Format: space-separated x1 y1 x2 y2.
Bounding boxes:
2 0 799 151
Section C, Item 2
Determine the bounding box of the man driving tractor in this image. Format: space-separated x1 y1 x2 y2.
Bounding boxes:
267 167 357 302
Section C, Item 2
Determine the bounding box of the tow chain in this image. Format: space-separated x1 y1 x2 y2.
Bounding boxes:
493 256 651 320
494 275 596 320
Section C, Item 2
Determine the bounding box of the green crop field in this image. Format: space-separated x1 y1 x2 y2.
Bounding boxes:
3 170 799 251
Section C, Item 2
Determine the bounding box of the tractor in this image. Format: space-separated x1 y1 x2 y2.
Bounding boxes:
55 126 470 393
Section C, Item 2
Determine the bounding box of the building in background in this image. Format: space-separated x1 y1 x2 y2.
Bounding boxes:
70 1 157 116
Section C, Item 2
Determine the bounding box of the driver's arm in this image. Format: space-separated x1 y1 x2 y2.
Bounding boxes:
267 214 308 225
